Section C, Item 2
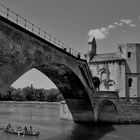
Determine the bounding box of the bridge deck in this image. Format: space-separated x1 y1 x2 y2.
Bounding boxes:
0 3 85 59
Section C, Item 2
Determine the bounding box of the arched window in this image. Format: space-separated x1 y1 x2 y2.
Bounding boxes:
128 78 133 88
101 71 107 82
99 68 109 81
92 76 100 91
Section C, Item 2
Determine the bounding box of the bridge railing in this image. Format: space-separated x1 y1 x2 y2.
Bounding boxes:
0 3 86 59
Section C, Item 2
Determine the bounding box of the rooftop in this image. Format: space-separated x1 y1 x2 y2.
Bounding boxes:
90 53 125 63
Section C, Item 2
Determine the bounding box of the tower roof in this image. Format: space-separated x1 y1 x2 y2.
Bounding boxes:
90 53 125 63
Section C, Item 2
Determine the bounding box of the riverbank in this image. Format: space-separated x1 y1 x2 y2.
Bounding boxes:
0 101 60 104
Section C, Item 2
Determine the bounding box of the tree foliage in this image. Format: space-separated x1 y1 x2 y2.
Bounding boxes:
0 85 64 102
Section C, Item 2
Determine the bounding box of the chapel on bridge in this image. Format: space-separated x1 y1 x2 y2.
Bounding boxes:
88 37 140 98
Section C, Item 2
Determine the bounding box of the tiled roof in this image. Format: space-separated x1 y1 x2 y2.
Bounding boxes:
90 53 125 63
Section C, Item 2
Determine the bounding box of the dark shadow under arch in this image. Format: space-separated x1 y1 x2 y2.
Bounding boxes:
98 100 117 114
97 100 117 122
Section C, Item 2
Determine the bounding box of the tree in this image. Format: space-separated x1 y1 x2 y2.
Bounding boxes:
0 85 63 102
11 88 22 101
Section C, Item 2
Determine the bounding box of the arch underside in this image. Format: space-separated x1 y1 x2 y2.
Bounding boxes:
36 64 95 122
97 100 117 122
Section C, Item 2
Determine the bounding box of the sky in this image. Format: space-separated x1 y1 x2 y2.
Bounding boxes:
0 0 140 89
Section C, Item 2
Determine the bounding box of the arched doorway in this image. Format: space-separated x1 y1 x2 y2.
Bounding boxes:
97 100 117 122
92 76 100 91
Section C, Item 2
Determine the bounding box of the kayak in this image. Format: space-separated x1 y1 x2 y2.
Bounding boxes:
3 128 40 136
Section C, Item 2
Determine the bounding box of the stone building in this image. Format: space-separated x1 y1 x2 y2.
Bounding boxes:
88 37 140 98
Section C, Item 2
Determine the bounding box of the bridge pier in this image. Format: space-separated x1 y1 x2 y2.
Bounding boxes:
60 101 73 121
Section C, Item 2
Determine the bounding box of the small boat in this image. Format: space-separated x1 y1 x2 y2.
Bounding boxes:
3 128 40 136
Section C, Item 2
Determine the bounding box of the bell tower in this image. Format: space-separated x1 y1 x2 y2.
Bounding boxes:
118 43 140 97
87 37 97 62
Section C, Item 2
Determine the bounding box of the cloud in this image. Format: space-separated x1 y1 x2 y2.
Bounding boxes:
114 22 123 26
88 18 136 40
107 24 116 29
129 23 136 27
88 29 108 40
100 27 108 32
121 19 132 24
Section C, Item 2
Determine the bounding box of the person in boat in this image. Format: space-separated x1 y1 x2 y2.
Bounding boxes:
17 126 22 132
16 126 23 135
29 126 32 132
8 123 11 128
6 123 12 130
19 126 22 131
23 126 27 133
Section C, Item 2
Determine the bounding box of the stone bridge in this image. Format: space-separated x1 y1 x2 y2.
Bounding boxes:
93 91 120 122
0 14 119 123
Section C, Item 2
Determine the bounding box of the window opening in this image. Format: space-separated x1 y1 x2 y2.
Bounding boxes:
127 52 132 58
128 78 133 88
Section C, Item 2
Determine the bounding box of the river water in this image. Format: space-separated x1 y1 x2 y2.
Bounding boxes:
0 102 140 140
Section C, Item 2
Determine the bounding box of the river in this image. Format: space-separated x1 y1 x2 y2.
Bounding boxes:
0 102 140 140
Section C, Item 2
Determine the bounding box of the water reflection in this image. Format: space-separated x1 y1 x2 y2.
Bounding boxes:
56 124 115 140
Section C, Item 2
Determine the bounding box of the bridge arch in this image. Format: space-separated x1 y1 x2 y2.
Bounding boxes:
0 15 95 123
0 61 94 122
35 63 96 122
94 100 117 122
